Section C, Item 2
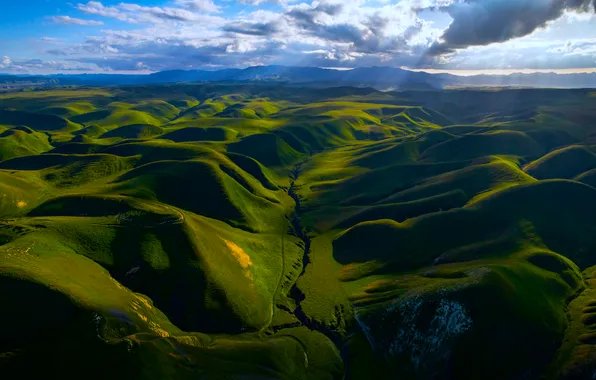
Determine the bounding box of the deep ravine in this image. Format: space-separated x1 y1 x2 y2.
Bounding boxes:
284 157 344 346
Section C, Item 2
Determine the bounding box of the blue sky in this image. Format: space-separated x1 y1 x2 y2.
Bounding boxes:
1 0 595 74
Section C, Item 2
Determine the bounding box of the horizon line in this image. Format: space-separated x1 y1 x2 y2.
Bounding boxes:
401 67 596 76
2 65 596 77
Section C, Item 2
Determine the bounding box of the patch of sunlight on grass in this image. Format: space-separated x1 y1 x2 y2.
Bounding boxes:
223 238 254 281
149 321 170 337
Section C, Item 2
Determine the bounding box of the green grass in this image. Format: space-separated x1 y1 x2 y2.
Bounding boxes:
347 258 581 379
158 126 238 142
0 170 50 216
0 109 81 132
378 157 536 205
215 104 261 119
72 125 108 138
0 127 53 160
37 101 97 118
130 100 179 120
108 158 288 233
71 108 164 128
100 124 165 139
174 100 228 120
334 180 596 270
524 145 596 179
575 168 596 187
0 224 315 379
420 130 543 162
100 140 219 164
227 133 305 167
306 189 467 233
2 84 596 379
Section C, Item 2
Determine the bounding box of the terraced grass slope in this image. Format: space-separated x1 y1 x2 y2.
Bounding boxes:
1 85 596 380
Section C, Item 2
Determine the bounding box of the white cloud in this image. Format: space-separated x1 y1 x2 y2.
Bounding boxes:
51 15 104 26
0 57 99 73
563 10 596 22
118 3 215 22
76 1 136 22
546 39 596 57
1 56 12 68
77 1 224 24
238 0 284 6
226 39 257 53
175 0 221 13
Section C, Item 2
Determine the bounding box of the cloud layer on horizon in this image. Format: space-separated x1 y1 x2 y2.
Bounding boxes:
1 0 595 73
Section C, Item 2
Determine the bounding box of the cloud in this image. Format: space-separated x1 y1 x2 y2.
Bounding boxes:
76 1 135 22
225 39 258 53
547 38 596 56
239 0 282 5
51 15 104 25
175 0 221 13
1 56 12 68
0 57 97 73
46 49 68 56
281 1 437 55
286 2 344 26
428 0 596 55
39 0 442 73
222 20 284 36
5 0 595 74
118 3 219 22
77 1 224 24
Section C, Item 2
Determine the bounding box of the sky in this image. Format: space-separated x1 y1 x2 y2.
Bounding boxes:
0 0 595 74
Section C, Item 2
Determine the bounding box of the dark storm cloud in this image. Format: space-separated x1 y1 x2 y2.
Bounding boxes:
429 0 596 55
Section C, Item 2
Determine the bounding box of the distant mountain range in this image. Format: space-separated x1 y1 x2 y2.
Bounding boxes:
2 65 596 91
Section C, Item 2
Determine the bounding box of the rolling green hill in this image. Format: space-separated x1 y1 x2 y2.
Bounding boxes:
0 126 53 160
524 145 596 179
1 84 596 380
158 126 238 142
100 124 165 139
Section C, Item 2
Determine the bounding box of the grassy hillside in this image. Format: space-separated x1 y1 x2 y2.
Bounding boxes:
1 85 596 380
100 124 165 139
0 126 53 160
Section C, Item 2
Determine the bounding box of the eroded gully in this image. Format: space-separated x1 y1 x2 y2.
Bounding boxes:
283 157 343 347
